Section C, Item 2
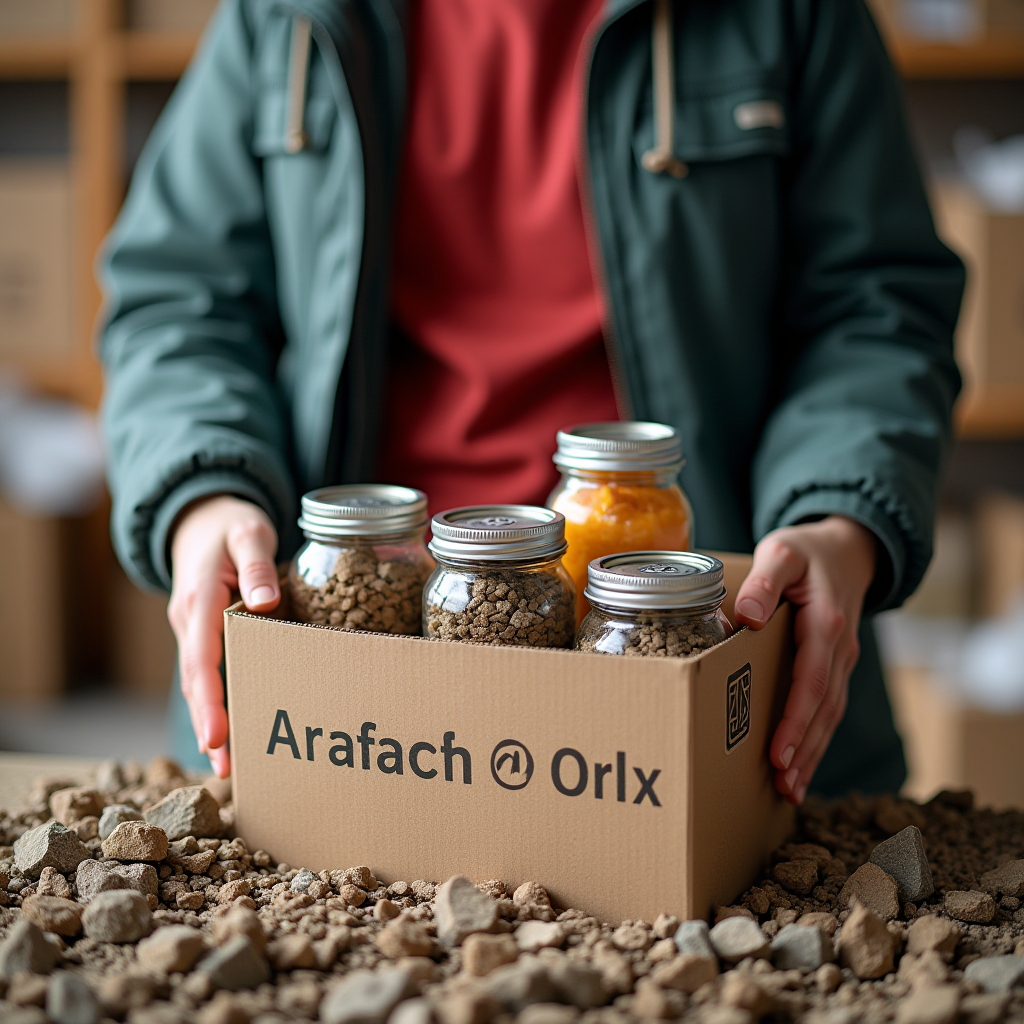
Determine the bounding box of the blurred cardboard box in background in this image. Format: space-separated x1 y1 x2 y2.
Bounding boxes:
110 569 176 698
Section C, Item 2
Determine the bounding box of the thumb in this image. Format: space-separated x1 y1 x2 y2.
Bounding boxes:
734 535 808 629
226 518 280 611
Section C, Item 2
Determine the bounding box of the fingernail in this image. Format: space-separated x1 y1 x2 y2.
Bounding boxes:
796 784 808 804
783 767 799 792
736 598 765 621
250 585 277 605
780 745 795 769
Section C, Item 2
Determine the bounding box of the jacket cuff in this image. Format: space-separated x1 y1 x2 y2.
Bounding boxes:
771 488 906 614
149 471 280 590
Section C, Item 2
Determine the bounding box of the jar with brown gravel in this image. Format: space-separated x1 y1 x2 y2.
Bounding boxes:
424 506 576 647
575 551 733 657
287 485 433 634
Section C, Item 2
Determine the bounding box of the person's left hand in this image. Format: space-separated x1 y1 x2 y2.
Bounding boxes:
732 516 878 805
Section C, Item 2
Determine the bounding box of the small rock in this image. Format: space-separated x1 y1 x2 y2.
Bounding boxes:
652 913 679 940
202 776 232 806
97 805 145 842
94 970 156 1017
774 859 819 896
144 786 222 841
869 826 935 902
906 916 960 957
632 979 674 1019
289 867 317 893
9 972 49 1007
21 896 84 937
320 968 413 1024
49 788 103 826
199 935 271 991
136 925 207 973
899 950 951 988
94 758 124 791
145 756 185 786
101 821 168 862
944 890 996 924
674 920 715 958
771 924 835 972
81 890 152 943
216 879 252 905
195 991 252 1024
647 938 677 962
610 922 652 952
962 954 1024 994
375 916 435 959
0 920 60 978
13 821 91 880
512 882 552 912
462 932 519 977
959 992 1012 1024
209 905 267 953
71 817 99 842
709 917 770 963
481 956 558 1011
894 985 960 1024
268 932 317 970
433 986 500 1024
36 866 72 900
375 898 401 922
433 876 499 947
813 962 842 994
75 858 158 901
545 960 607 1010
388 997 433 1024
980 860 1024 899
650 953 719 993
720 973 774 1017
515 921 564 952
838 903 896 980
516 1006 578 1024
46 972 99 1024
714 905 755 924
590 949 632 995
838 863 900 921
797 912 839 937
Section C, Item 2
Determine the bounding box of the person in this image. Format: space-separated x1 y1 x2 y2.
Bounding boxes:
99 0 964 799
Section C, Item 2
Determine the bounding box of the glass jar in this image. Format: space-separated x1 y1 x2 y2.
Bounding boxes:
424 505 576 647
288 484 433 634
547 422 693 625
576 551 732 658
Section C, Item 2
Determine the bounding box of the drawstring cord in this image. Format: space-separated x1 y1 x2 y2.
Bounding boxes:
285 15 313 153
641 0 688 178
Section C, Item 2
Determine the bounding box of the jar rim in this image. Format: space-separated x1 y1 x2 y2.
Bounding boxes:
429 505 567 562
298 484 428 538
553 421 684 472
584 550 726 610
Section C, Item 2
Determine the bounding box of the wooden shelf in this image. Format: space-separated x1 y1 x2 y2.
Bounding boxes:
956 386 1024 439
889 33 1024 78
0 36 75 79
123 31 199 80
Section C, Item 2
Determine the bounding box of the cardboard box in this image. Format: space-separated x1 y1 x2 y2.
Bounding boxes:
110 569 176 698
888 665 1024 810
225 554 795 924
0 162 74 365
976 491 1024 619
126 0 219 32
931 180 1024 395
0 0 74 34
902 510 974 619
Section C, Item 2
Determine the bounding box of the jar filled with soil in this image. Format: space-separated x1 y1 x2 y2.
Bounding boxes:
424 505 576 647
576 551 732 657
547 422 693 626
288 484 433 634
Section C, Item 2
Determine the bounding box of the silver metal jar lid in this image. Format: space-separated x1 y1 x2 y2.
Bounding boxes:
298 484 428 539
552 422 683 472
429 505 567 563
584 551 726 611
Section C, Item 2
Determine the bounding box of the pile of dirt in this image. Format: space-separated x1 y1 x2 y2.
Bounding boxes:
0 759 1021 1024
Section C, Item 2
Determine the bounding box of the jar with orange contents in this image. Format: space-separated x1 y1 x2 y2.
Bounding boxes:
547 422 693 625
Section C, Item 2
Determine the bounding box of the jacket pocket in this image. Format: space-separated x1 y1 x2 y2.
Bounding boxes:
634 72 790 169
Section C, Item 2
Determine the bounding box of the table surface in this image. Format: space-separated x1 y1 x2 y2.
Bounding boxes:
0 751 99 811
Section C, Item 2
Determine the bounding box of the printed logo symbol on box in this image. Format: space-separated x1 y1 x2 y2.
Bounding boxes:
726 663 752 752
490 740 534 790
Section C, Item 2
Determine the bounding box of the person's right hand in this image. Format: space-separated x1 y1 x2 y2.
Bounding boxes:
168 495 280 778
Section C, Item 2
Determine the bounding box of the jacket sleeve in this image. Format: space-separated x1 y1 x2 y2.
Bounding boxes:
750 0 964 612
99 0 296 592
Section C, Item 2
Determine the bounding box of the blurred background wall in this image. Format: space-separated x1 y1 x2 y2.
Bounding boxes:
0 0 1023 797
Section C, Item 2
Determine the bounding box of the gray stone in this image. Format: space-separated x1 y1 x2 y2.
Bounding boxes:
0 919 60 979
75 858 157 901
869 826 935 902
81 890 153 943
290 867 317 893
13 820 91 880
0 1009 47 1024
47 972 99 1024
199 935 271 991
771 924 835 972
545 959 607 1009
709 917 770 963
319 968 413 1024
433 875 499 947
481 956 559 1012
97 805 145 842
674 919 715 958
980 860 1024 899
144 786 222 841
962 955 1024 994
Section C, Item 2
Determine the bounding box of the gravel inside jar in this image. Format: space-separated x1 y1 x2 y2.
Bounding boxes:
425 565 575 647
290 545 429 634
577 610 726 657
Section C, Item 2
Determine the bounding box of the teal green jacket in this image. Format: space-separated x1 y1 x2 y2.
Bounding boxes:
100 0 964 794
